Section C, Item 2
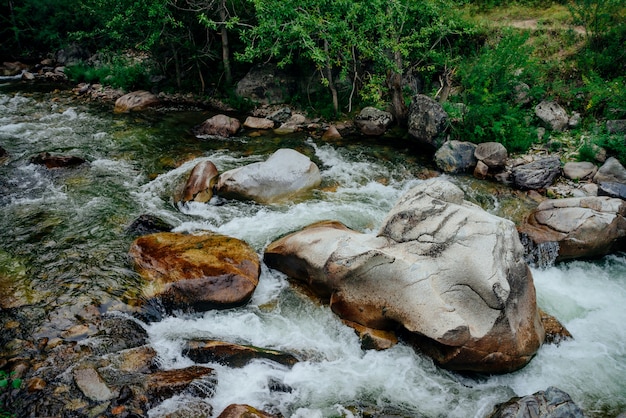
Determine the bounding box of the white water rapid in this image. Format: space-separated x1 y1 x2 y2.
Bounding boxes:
0 89 624 417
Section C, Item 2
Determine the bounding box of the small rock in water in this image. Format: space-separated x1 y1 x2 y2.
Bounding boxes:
126 214 174 236
30 152 86 169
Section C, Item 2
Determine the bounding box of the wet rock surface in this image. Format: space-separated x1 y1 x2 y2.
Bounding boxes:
519 196 626 261
216 148 321 204
129 232 260 312
30 152 86 169
183 340 299 368
487 386 585 418
265 178 545 373
179 160 219 203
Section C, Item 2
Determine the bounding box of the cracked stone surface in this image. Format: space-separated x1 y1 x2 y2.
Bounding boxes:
265 178 545 373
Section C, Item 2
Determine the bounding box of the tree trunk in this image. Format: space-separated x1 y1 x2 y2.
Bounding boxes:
324 40 339 117
389 49 408 126
219 1 232 85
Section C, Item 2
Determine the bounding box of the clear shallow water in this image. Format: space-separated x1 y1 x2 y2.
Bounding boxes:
0 86 624 417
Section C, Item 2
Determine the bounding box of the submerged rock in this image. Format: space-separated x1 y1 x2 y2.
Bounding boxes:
113 90 159 113
519 196 626 261
129 232 260 312
265 178 545 373
126 214 174 237
183 340 299 368
488 386 585 418
30 152 86 169
216 148 321 204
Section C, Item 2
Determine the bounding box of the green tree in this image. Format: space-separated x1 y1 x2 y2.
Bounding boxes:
238 0 467 120
353 0 469 124
238 0 356 116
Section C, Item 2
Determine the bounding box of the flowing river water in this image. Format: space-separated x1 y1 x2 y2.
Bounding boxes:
0 84 625 417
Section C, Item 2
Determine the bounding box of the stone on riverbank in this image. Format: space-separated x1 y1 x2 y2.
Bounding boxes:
243 116 275 130
535 101 569 131
113 90 159 113
194 114 241 138
354 107 394 136
265 178 545 373
407 94 448 148
216 148 321 204
511 156 561 190
563 161 597 181
593 156 626 184
518 196 626 261
475 142 508 168
129 232 260 312
434 140 477 173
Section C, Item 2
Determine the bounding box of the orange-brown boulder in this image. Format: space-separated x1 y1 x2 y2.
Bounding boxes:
179 160 219 203
129 232 260 312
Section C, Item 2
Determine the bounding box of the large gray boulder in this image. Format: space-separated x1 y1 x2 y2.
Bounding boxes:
511 156 561 190
519 196 626 261
593 156 626 184
216 148 321 204
434 140 477 173
265 178 545 373
354 107 394 136
407 94 448 148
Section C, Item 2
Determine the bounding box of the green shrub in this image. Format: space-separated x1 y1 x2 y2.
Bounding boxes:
595 132 626 166
452 29 544 152
66 55 155 91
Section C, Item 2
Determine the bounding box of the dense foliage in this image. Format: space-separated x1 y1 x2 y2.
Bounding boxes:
0 0 624 156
